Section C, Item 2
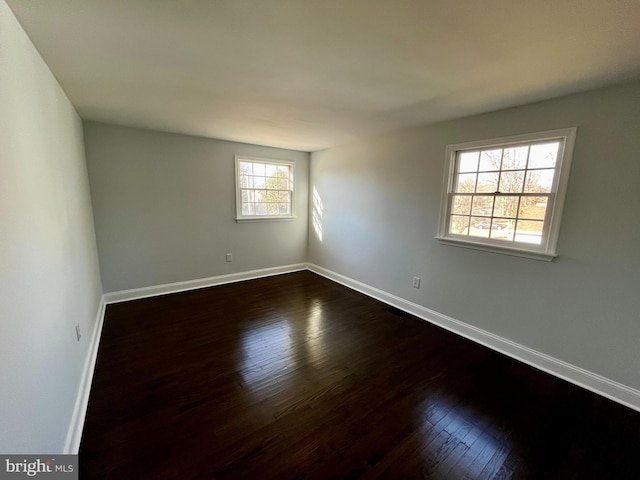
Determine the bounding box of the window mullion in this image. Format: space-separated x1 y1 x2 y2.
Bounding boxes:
439 127 576 258
235 156 295 220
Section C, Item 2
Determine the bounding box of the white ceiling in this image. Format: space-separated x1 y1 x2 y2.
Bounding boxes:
7 0 640 151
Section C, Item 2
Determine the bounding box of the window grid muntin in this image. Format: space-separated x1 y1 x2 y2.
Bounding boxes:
236 157 295 219
447 139 562 247
437 128 576 260
447 193 555 245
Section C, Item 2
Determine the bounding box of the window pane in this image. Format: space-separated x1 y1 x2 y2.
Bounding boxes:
479 149 502 171
502 146 529 170
471 195 493 216
252 176 265 189
278 191 291 203
255 202 267 215
515 220 543 244
278 203 290 214
265 164 277 176
524 169 555 193
263 176 276 190
239 175 249 189
239 162 253 175
458 151 479 173
518 196 548 220
242 203 253 215
469 216 491 238
494 195 520 219
277 178 289 190
253 163 266 176
451 195 471 215
449 215 470 235
476 172 498 193
499 170 525 193
260 190 274 203
528 142 559 168
455 173 477 193
489 220 511 240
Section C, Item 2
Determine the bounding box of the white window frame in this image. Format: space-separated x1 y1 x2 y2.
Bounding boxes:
436 127 577 261
235 156 296 222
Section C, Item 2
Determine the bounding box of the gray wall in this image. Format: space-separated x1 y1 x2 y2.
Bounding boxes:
84 122 310 292
309 80 640 391
0 0 103 452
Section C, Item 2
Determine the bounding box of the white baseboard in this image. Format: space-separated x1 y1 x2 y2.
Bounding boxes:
103 263 308 304
64 296 106 454
308 263 640 413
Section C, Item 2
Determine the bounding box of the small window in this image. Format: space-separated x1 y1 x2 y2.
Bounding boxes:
437 128 576 261
235 156 295 222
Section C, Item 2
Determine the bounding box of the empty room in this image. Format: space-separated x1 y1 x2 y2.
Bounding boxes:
2 0 640 478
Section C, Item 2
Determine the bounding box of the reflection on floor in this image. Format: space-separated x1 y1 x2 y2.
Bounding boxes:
80 271 640 479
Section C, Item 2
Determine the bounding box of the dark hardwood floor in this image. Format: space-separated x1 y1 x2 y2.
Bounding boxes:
80 271 640 479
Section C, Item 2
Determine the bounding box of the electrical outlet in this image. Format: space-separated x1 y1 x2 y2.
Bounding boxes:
412 277 421 288
225 253 233 262
75 324 81 341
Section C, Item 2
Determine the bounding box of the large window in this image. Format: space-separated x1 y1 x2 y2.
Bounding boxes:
235 156 295 222
437 128 576 260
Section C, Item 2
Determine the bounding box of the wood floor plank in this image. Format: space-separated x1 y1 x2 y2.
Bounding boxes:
79 271 640 479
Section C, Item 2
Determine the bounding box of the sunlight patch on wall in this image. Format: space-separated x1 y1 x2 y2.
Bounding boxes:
312 186 323 241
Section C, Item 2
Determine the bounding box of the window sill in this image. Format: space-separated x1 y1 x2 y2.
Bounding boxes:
236 216 296 223
435 236 557 262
